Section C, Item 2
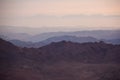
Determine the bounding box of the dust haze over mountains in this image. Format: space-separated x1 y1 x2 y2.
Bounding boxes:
0 26 120 48
0 0 120 80
0 25 119 35
0 27 120 80
0 26 120 80
0 26 120 41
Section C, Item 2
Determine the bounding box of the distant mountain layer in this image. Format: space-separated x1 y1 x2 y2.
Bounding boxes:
9 36 98 48
1 30 120 42
9 39 34 47
9 35 120 48
30 30 120 42
103 39 120 44
0 38 120 80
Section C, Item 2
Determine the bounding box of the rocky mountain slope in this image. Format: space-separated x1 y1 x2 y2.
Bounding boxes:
0 38 120 80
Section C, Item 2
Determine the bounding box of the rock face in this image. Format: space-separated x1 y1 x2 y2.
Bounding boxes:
0 38 120 80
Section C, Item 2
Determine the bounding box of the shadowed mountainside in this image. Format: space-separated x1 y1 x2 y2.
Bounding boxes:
0 38 120 80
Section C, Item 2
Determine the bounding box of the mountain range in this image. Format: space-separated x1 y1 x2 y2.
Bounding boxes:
1 30 120 42
0 38 120 80
30 30 120 42
9 36 98 48
8 35 120 48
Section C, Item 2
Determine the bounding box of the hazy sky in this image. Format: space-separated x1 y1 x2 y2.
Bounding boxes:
0 0 120 31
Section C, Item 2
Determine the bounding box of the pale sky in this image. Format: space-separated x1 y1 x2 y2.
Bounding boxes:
0 0 120 31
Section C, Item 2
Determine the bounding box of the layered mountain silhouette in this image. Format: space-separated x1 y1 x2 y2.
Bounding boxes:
9 35 120 48
9 36 98 48
0 38 120 80
1 38 120 63
29 30 120 42
1 30 120 42
9 39 34 47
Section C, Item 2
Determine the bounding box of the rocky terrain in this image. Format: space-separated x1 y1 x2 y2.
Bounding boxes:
0 38 120 80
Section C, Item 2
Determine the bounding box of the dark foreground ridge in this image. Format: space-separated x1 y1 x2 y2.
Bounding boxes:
0 38 120 80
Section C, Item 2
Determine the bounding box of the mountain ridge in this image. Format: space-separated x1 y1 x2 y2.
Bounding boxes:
8 35 120 48
0 38 120 80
